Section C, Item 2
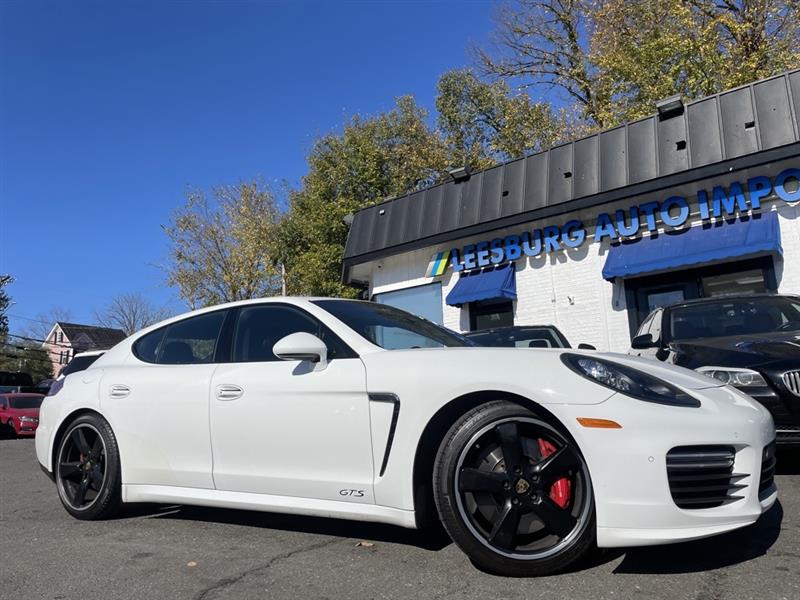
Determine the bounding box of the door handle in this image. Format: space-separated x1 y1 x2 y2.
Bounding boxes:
109 384 130 399
216 384 244 401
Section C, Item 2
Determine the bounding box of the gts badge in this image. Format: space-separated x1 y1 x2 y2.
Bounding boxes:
339 489 365 498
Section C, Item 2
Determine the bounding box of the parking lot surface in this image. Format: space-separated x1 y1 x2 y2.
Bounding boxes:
1 438 798 600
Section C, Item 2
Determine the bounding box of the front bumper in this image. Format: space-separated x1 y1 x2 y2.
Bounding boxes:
559 384 777 548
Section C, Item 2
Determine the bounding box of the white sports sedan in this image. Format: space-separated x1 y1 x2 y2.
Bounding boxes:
35 298 777 576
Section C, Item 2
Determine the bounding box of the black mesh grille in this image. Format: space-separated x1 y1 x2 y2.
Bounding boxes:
759 442 777 496
666 446 745 509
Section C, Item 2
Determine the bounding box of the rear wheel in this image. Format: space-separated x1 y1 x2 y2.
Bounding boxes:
55 414 122 520
433 401 595 576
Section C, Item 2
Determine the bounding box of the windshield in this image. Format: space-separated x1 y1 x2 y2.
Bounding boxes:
467 327 570 348
313 300 471 350
8 396 43 409
669 297 800 340
60 354 103 377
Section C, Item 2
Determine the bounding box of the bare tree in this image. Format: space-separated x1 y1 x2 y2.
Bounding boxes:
94 293 172 335
474 0 607 126
20 306 74 342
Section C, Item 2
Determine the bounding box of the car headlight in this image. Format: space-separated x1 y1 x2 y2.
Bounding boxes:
695 366 768 388
19 416 37 423
561 353 700 407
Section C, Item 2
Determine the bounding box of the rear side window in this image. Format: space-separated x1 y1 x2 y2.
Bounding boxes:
61 354 103 377
134 311 226 364
232 305 354 362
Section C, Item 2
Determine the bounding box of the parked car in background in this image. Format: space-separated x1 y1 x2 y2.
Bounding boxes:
629 294 800 445
36 297 775 576
466 325 595 350
0 392 44 437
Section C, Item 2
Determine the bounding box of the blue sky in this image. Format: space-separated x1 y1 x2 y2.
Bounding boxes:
0 0 494 336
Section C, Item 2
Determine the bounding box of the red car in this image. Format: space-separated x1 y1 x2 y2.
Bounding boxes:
0 393 44 437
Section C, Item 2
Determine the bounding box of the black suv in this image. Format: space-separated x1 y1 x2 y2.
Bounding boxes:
629 294 800 445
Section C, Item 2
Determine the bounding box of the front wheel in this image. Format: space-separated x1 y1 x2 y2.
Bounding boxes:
433 401 595 576
55 413 122 520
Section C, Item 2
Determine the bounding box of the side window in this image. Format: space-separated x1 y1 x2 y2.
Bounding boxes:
134 328 166 363
232 305 352 363
157 311 226 365
648 309 663 342
636 312 655 337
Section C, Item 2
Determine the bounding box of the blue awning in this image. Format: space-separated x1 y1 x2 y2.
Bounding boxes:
602 211 782 281
446 263 517 306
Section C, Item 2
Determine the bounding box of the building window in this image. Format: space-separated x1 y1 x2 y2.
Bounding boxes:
374 282 443 325
58 331 64 343
469 299 514 331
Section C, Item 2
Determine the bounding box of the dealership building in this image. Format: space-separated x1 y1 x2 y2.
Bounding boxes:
342 70 800 352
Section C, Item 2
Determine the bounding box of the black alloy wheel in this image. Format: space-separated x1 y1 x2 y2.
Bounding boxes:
55 414 122 520
433 401 595 576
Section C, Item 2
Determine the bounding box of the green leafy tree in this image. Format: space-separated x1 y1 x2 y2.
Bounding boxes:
163 182 282 308
436 69 565 168
0 344 53 382
477 0 799 128
273 96 450 297
591 0 800 124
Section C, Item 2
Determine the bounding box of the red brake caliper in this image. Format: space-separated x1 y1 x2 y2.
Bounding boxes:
537 439 571 509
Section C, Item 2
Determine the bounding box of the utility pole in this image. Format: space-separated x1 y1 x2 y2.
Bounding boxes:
280 263 287 296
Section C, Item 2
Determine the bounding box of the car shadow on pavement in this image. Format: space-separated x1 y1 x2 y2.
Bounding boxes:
125 503 453 551
612 500 784 575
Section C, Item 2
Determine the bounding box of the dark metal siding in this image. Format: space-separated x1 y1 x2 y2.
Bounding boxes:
344 70 800 266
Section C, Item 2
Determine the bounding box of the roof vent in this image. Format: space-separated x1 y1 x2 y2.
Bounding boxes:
656 94 684 119
447 165 472 182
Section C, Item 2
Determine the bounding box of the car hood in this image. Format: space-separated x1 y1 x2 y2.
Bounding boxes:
670 331 800 368
375 347 724 392
590 352 725 390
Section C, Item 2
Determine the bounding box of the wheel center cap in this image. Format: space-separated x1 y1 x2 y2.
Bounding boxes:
514 478 530 495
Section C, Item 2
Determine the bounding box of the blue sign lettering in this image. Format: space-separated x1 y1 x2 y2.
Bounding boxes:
429 167 795 276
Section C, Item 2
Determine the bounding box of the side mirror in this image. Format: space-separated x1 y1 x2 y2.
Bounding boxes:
631 333 657 349
273 332 328 370
577 343 596 350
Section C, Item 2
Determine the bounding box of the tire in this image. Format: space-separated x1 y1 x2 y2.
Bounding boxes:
6 419 16 438
433 401 595 577
54 413 122 520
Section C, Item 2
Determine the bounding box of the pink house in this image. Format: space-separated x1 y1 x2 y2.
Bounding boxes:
42 322 126 377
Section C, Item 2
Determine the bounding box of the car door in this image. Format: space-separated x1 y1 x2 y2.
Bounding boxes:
100 309 229 489
209 303 374 503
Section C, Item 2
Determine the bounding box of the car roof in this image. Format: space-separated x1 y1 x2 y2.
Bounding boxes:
667 293 798 310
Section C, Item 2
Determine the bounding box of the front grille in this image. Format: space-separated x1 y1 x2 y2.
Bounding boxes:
666 446 746 509
759 442 777 496
783 370 800 397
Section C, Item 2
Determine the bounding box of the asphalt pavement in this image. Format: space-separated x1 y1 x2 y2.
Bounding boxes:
1 438 798 600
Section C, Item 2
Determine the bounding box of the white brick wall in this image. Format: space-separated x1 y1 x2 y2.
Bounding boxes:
363 161 800 353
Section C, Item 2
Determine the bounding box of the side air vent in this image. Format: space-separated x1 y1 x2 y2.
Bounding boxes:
759 442 777 497
666 445 746 509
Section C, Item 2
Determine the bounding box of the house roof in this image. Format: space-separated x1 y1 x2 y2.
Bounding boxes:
57 322 127 350
342 68 800 281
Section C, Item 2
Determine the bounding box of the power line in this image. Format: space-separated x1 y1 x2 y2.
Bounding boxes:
5 332 74 349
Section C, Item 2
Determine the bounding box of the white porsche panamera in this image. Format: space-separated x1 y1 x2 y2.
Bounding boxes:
36 298 777 576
